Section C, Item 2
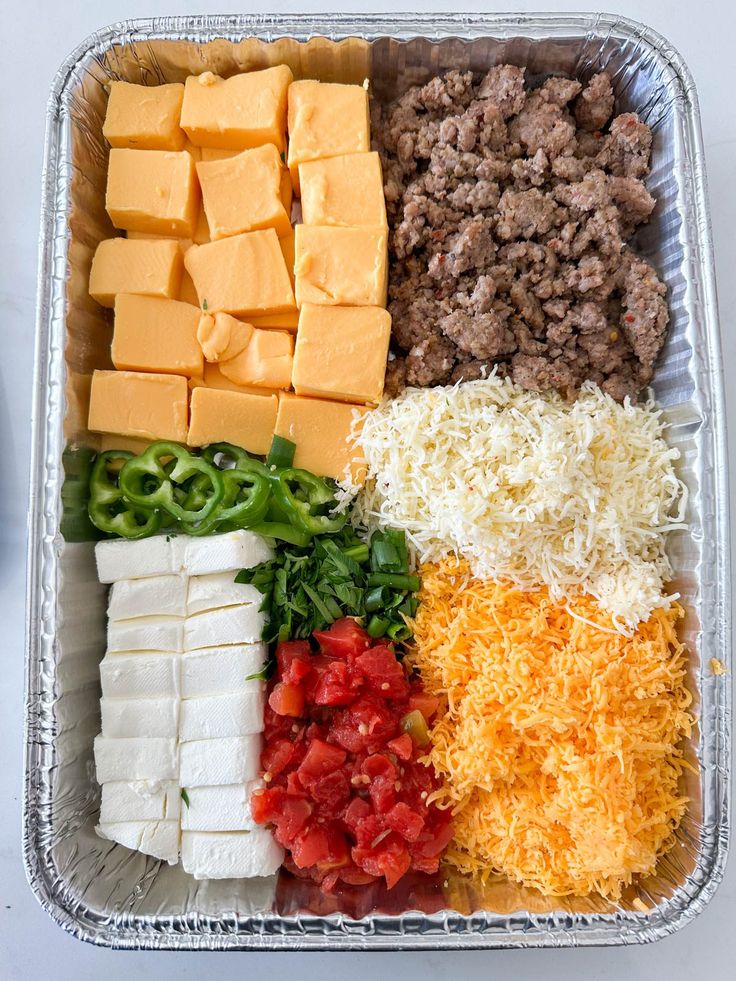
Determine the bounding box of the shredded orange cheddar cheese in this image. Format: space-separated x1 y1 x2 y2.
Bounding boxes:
408 559 695 900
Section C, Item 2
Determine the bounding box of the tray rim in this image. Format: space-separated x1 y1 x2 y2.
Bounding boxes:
23 10 731 951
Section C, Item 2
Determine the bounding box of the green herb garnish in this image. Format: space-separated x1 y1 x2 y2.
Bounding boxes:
181 789 190 808
202 298 208 311
246 666 271 682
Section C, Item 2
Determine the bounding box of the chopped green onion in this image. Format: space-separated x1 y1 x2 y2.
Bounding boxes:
371 538 401 571
364 585 393 612
366 572 421 591
387 621 412 641
267 434 296 468
343 542 370 564
246 666 270 681
367 615 391 638
180 788 190 808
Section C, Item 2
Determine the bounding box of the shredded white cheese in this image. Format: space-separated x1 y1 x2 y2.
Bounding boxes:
353 376 688 633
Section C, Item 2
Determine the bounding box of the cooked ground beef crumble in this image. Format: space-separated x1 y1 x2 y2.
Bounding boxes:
373 66 668 400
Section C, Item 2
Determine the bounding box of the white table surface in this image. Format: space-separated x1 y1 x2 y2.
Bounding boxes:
1 0 733 977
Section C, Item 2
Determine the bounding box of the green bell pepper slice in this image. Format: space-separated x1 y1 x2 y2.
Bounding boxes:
202 442 270 478
181 466 270 535
270 467 346 536
118 442 225 523
88 450 162 539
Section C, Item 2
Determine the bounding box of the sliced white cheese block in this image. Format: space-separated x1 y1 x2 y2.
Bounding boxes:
179 735 261 787
181 644 267 698
186 572 262 616
94 735 179 783
100 697 179 738
100 653 180 699
100 780 181 823
180 531 273 577
184 605 264 651
97 820 180 865
107 616 184 654
179 690 266 741
181 829 283 879
181 781 261 832
108 574 187 621
95 536 174 583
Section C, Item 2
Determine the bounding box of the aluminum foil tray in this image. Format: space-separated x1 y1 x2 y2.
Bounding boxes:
24 13 730 950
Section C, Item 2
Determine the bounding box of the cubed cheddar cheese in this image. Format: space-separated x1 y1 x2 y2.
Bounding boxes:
292 304 390 404
280 170 293 219
184 230 296 316
187 388 277 455
112 294 203 377
197 312 253 362
179 269 200 305
196 145 290 240
275 392 366 483
103 81 185 151
287 81 370 193
220 329 293 391
89 370 189 442
193 206 211 245
123 233 200 304
300 152 387 228
294 225 387 307
98 433 152 456
106 149 199 237
200 148 240 161
180 66 293 151
89 238 182 307
279 231 295 287
190 363 279 398
249 310 299 332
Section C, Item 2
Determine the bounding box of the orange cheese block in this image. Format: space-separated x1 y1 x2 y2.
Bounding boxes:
89 238 182 307
192 205 211 245
292 304 390 404
274 392 366 483
190 363 279 397
249 310 299 332
106 149 199 237
88 369 188 442
187 387 278 455
199 148 240 161
197 145 291 240
98 433 152 456
197 312 253 362
112 294 203 377
279 231 295 287
103 81 185 151
220 329 293 391
184 229 296 316
300 152 387 228
180 66 293 151
294 225 388 307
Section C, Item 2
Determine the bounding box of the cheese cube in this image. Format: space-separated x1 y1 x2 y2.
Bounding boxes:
197 312 252 363
184 230 295 316
279 230 295 286
107 616 184 654
112 294 203 377
97 820 180 865
94 735 179 782
187 573 262 616
180 530 274 576
103 81 185 151
100 697 179 738
88 370 189 443
294 225 388 307
96 536 175 583
100 780 181 823
100 653 180 699
181 644 267 697
187 387 278 455
98 434 152 456
108 574 188 620
292 304 390 404
89 238 182 307
287 80 370 193
300 152 387 228
180 782 261 832
189 363 280 397
275 392 367 482
179 690 266 741
106 149 199 237
179 735 261 787
179 268 200 305
200 148 240 161
280 171 293 219
220 329 293 390
249 310 299 332
197 145 291 240
181 828 283 879
184 605 264 651
180 66 293 151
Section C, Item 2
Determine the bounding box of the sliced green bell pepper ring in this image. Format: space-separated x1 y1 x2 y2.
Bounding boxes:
181 466 270 535
270 467 346 536
118 442 225 524
88 450 162 539
202 442 270 478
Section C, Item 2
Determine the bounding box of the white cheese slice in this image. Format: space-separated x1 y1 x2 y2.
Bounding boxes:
97 820 180 865
186 572 262 616
99 653 180 699
108 574 187 621
184 605 264 651
107 616 184 654
94 735 179 783
179 531 273 577
179 690 266 741
180 781 261 832
179 735 261 787
100 780 181 823
100 697 179 738
95 536 175 583
181 644 267 697
181 829 283 879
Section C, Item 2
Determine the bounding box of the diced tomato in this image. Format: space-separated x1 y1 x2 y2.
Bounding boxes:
355 646 409 699
385 802 425 842
411 815 455 859
291 825 332 868
309 769 351 809
284 657 312 685
387 733 413 761
329 697 397 753
352 813 383 848
343 796 371 831
261 737 295 777
408 691 439 721
274 797 312 838
297 739 347 786
353 834 412 889
313 659 362 706
276 639 311 675
286 771 307 796
314 617 371 659
250 786 282 824
269 682 305 717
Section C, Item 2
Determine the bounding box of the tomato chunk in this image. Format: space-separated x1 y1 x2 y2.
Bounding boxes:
269 682 305 717
314 617 371 659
